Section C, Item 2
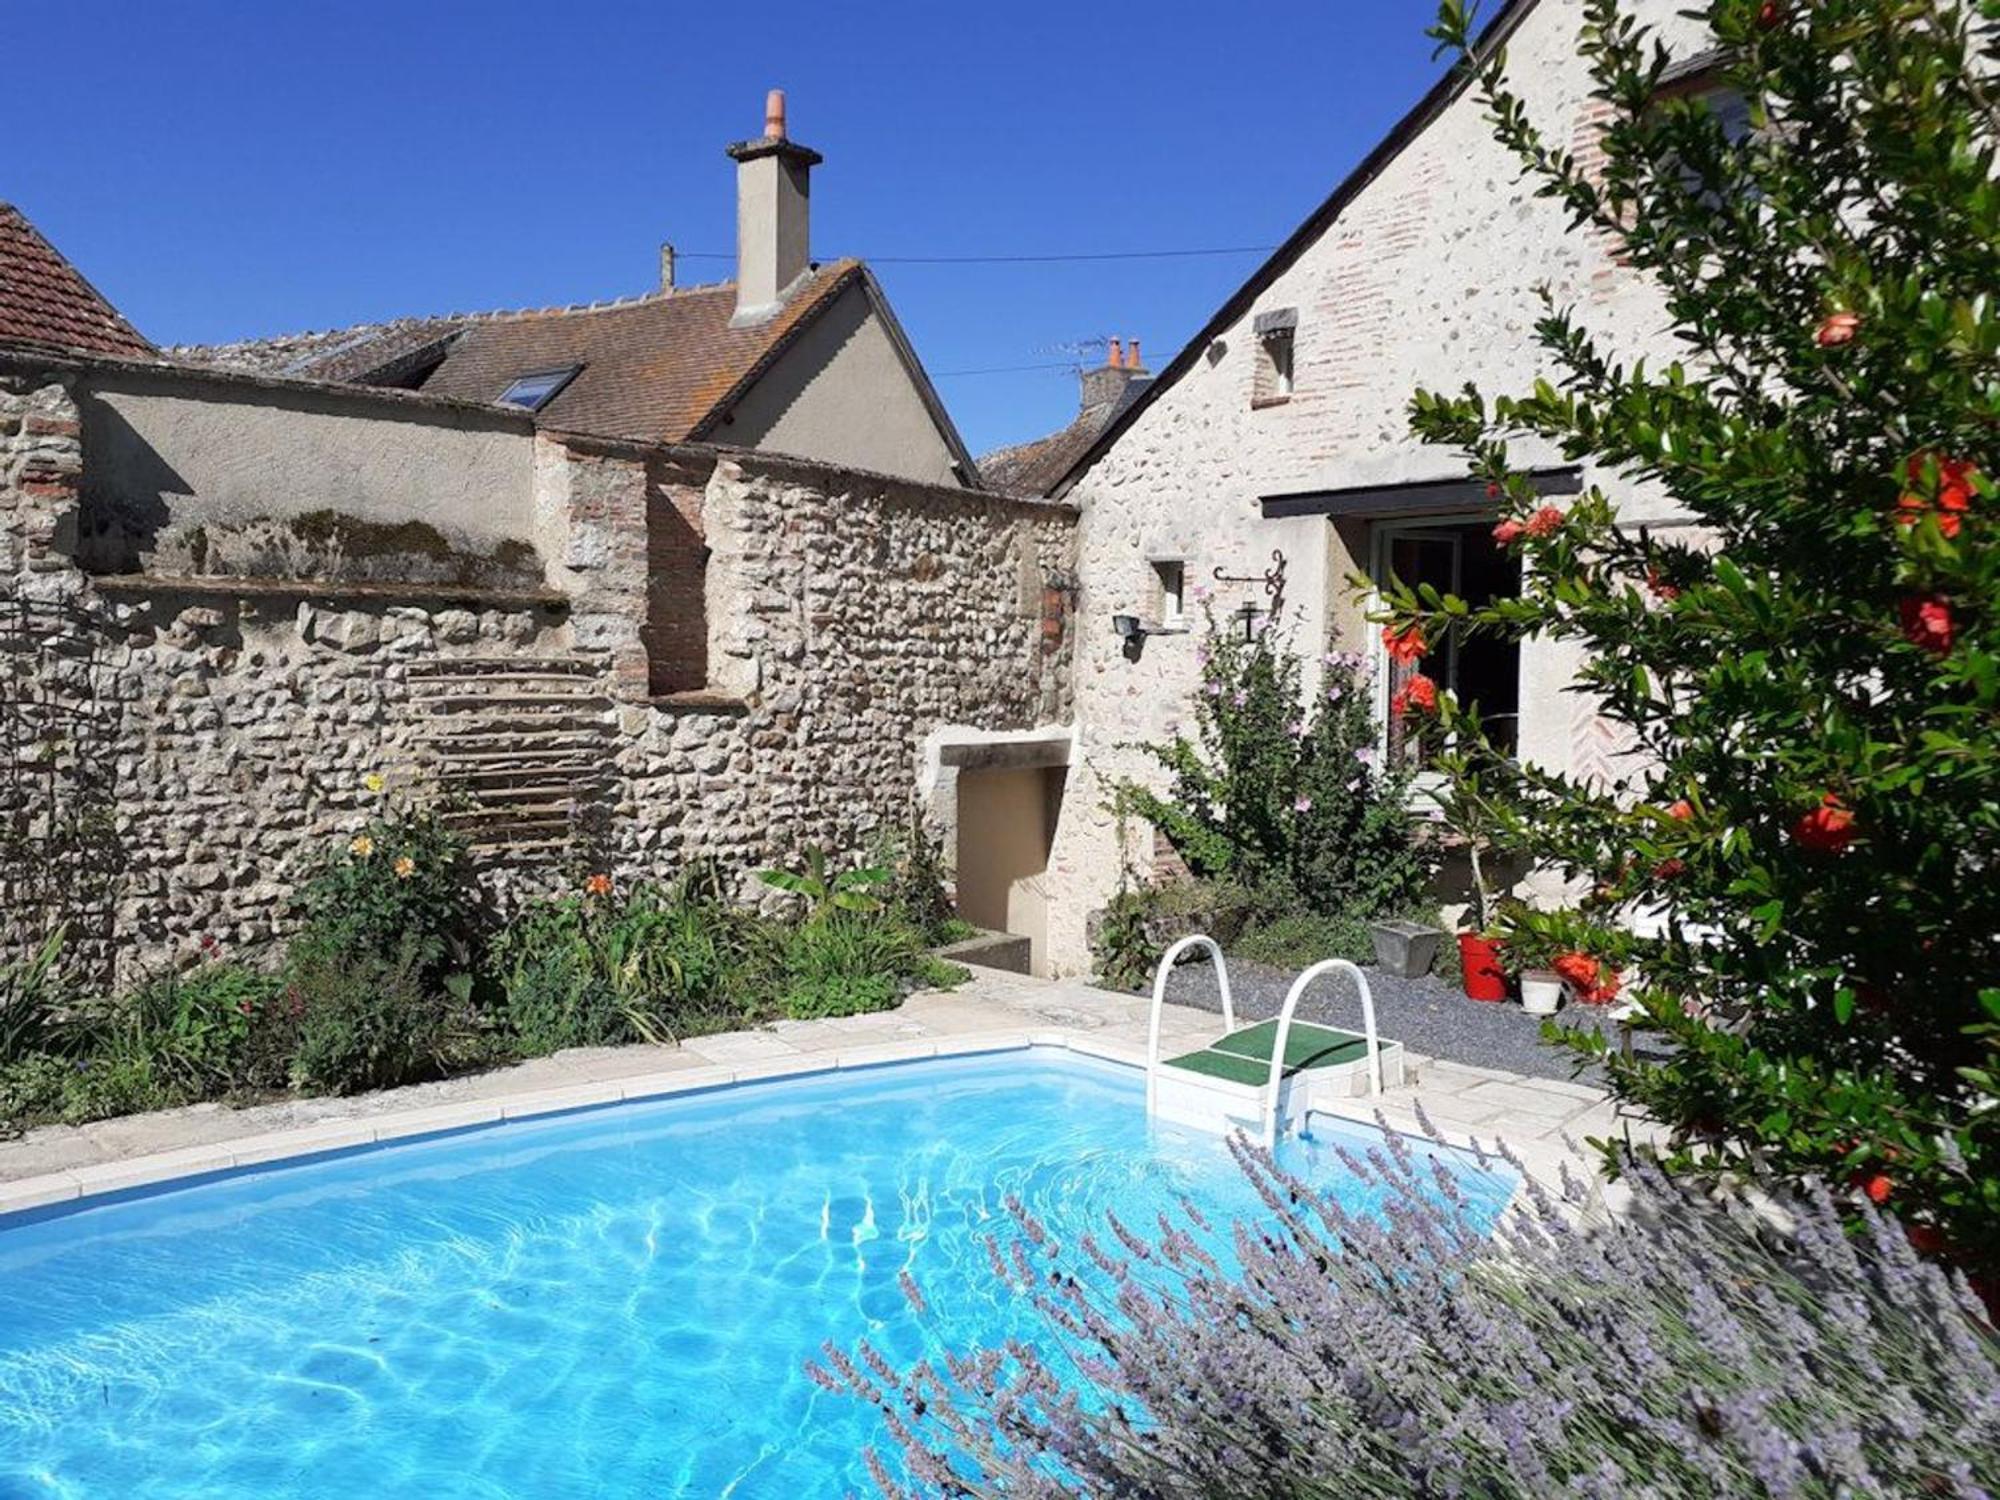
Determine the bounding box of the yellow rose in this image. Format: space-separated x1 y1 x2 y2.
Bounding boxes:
350 834 375 858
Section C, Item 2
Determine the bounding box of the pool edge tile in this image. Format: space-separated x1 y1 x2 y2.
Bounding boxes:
371 1100 509 1142
228 1123 380 1167
834 1040 941 1070
0 1171 82 1214
619 1065 739 1101
67 1145 241 1196
499 1081 631 1121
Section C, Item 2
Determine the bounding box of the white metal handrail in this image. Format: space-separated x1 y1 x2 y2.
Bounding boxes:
1263 959 1380 1148
1144 933 1234 1114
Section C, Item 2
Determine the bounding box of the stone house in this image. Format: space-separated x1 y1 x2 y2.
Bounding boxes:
172 92 980 490
1025 0 1722 974
0 105 1076 981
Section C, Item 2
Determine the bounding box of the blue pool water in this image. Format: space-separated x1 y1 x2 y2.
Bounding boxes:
0 1051 1512 1498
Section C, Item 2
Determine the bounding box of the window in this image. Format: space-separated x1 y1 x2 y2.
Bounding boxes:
498 365 582 412
1372 519 1523 769
1252 307 1296 406
1152 559 1186 627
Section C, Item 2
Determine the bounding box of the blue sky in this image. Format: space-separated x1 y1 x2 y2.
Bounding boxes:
11 0 1447 456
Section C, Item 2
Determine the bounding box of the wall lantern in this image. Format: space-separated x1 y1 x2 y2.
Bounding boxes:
1112 613 1143 640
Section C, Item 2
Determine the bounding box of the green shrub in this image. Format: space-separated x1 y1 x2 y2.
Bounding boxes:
491 873 746 1055
0 928 71 1066
286 936 453 1096
78 960 279 1097
289 801 478 982
1234 908 1377 971
0 1054 73 1131
1088 879 1257 990
874 804 964 944
781 972 899 1020
1116 617 1435 920
909 955 972 991
756 846 890 921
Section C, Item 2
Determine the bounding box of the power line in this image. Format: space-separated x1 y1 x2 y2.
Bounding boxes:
671 245 1275 265
929 360 1081 378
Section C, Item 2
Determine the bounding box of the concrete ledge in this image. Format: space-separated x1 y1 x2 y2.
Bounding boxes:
934 928 1032 975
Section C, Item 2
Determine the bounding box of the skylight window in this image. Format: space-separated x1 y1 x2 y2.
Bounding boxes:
498 366 581 412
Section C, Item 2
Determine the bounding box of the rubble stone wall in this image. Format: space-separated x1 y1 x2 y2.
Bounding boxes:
0 363 1077 981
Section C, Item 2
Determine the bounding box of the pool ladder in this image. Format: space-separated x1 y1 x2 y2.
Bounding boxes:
1143 934 1382 1148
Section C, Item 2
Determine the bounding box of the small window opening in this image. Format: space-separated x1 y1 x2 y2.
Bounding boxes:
1152 559 1186 626
498 365 582 412
1252 308 1297 406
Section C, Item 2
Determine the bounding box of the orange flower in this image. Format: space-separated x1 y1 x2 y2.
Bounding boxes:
1667 799 1694 821
1390 674 1438 716
1814 310 1860 347
1491 518 1525 546
1382 625 1426 665
584 873 614 897
393 856 416 880
1899 594 1954 654
1525 505 1565 539
1794 794 1857 854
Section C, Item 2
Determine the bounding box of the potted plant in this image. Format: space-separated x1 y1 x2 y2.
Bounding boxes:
1367 917 1443 978
1493 901 1563 1015
1429 781 1508 1002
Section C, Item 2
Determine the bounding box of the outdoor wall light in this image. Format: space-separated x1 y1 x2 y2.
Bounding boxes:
1113 613 1143 639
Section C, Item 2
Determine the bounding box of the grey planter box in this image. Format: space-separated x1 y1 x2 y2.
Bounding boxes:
1369 919 1443 979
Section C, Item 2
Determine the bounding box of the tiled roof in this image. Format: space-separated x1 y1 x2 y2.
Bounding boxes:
980 373 1151 496
0 203 155 359
169 262 865 443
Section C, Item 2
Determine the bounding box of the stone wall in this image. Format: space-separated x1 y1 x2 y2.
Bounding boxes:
0 360 1077 981
1040 0 1712 974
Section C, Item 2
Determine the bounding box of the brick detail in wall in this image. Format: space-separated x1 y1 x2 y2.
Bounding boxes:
645 470 709 695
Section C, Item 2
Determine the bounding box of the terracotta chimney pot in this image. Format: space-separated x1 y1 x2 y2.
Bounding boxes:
1128 338 1142 368
765 89 787 140
1107 337 1123 368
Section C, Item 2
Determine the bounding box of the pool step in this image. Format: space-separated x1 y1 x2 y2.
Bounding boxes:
1154 1020 1406 1137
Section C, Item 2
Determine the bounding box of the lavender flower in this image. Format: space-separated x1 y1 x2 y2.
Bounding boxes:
824 1127 2000 1498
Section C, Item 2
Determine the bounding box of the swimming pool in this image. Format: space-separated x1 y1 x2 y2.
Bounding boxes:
0 1049 1511 1497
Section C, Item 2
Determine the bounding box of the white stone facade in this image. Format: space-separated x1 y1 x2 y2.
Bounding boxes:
1042 0 1710 974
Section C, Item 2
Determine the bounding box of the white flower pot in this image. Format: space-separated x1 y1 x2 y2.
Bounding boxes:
1520 970 1564 1016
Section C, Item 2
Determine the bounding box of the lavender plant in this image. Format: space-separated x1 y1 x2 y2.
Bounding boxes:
816 1122 2000 1498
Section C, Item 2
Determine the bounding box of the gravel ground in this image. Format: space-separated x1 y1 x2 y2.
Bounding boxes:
1151 951 1640 1084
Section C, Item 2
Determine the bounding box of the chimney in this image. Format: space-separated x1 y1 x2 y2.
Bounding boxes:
659 242 677 290
1079 336 1151 412
725 89 823 326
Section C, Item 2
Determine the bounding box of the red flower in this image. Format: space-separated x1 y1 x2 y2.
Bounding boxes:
1851 1171 1894 1206
584 872 614 897
1897 454 1976 538
1653 858 1688 880
1491 518 1525 546
1390 674 1438 716
1756 0 1787 28
1552 952 1599 989
1382 625 1426 665
1646 567 1681 601
1814 310 1860 347
1667 799 1694 821
1794 794 1857 854
1554 951 1621 1004
1905 1222 1947 1256
1898 594 1953 655
1525 506 1565 539
1484 481 1502 499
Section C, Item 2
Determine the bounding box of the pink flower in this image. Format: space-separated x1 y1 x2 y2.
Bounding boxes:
1294 795 1313 814
1526 506 1565 539
1491 518 1525 546
1815 310 1860 347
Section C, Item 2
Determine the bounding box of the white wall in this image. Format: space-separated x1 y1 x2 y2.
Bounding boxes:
1043 0 1708 975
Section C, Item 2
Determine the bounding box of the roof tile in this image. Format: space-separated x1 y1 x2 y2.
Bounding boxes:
0 203 155 359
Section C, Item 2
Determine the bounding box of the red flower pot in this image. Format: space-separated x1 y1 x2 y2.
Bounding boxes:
1458 933 1508 1002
